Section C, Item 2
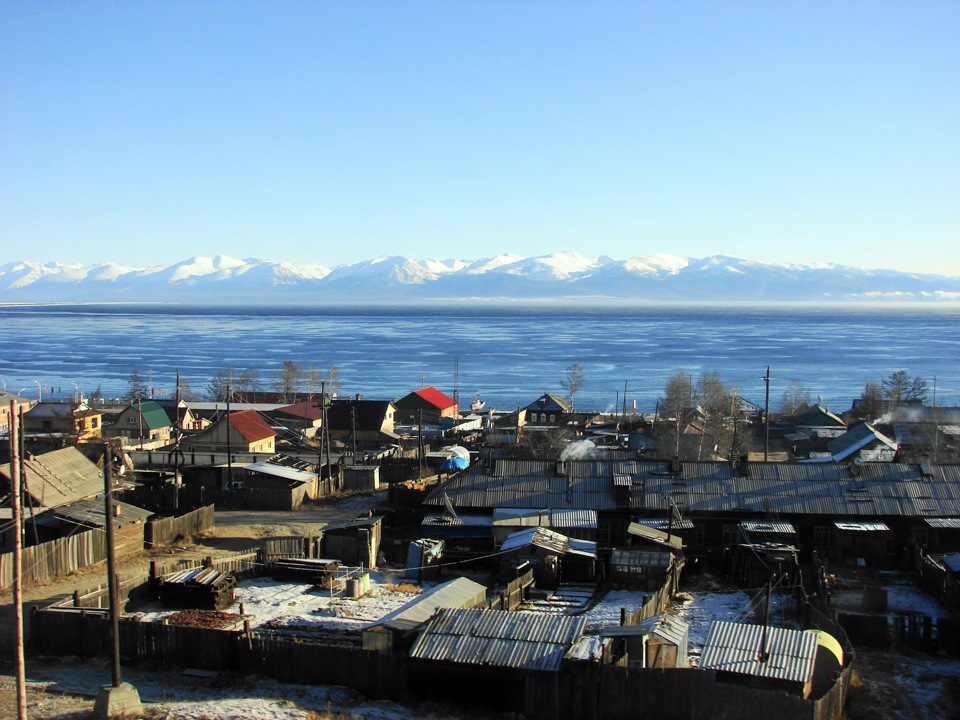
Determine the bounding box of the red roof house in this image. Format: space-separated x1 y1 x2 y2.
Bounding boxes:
395 387 459 424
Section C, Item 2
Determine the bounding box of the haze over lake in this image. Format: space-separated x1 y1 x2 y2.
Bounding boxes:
2 303 958 412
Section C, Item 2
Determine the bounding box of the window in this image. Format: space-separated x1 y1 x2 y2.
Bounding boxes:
814 526 831 548
722 524 740 547
128 416 136 424
693 524 705 547
912 527 929 548
549 414 556 423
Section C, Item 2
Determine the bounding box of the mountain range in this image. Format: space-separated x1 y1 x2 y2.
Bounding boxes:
2 252 959 304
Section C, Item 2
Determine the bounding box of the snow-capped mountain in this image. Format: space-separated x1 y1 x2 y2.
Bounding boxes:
1 253 958 303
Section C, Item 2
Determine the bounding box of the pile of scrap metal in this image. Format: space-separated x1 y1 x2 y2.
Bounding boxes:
156 567 237 611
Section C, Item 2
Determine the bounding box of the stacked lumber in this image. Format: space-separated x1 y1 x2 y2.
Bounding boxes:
157 567 237 611
271 558 341 585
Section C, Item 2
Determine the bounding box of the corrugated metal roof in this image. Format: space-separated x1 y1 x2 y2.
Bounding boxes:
409 607 587 671
925 518 960 529
834 521 891 532
500 527 597 558
423 459 960 518
627 522 684 550
941 554 960 573
549 509 598 529
740 521 797 534
634 517 696 531
372 577 487 630
422 514 492 528
492 508 546 527
700 621 818 685
51 498 153 527
2 447 105 509
246 461 318 484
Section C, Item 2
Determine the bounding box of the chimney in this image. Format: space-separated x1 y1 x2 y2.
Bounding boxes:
670 456 681 474
920 455 933 478
737 454 749 477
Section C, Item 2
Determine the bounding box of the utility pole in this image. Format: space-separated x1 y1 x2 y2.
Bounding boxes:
9 401 27 720
94 446 141 717
104 449 122 688
225 385 233 491
18 408 40 546
763 366 771 462
173 372 183 509
418 408 425 479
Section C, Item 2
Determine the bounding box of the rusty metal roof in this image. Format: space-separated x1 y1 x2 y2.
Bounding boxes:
409 607 587 671
700 621 818 685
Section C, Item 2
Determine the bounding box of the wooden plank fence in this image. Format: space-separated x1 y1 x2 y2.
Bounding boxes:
0 529 106 590
488 569 535 611
144 505 215 549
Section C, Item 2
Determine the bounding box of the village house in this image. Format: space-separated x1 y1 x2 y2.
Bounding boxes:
0 390 33 437
275 400 324 438
21 400 104 448
525 392 571 426
816 422 898 463
155 398 208 431
394 386 458 425
326 398 398 449
107 400 172 446
185 409 276 454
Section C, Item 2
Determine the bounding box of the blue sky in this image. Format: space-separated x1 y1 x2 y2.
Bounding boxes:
2 1 958 274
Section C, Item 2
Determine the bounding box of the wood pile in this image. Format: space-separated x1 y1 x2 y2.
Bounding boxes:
164 609 243 630
156 567 237 611
271 558 341 585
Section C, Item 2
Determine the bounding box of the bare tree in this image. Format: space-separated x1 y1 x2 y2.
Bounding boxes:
655 371 695 460
854 380 886 422
275 359 302 402
237 368 261 395
778 379 811 416
324 365 345 397
560 363 586 412
695 372 736 461
176 377 200 402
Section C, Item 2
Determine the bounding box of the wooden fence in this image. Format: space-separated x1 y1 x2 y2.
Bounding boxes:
0 529 106 590
622 557 683 626
488 569 535 611
144 505 215 549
